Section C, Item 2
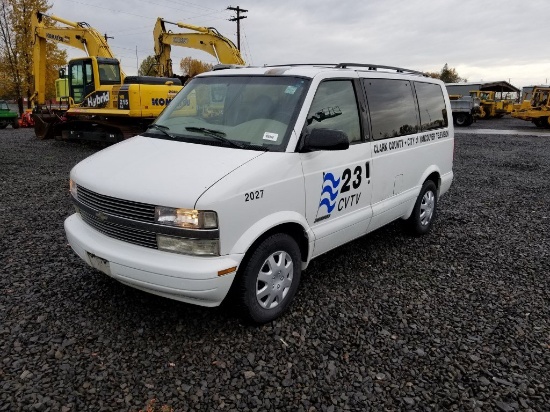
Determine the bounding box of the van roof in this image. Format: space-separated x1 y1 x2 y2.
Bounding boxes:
201 63 430 79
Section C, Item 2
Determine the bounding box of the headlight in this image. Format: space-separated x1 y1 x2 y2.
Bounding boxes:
157 235 219 256
155 207 218 229
69 179 78 198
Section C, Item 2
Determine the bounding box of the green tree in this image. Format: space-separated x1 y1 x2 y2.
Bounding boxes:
0 0 67 114
138 55 158 76
427 63 466 83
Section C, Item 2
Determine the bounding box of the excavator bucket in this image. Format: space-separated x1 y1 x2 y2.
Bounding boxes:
32 111 58 140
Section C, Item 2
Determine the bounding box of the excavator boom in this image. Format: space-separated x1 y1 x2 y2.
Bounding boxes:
31 10 124 105
154 18 245 78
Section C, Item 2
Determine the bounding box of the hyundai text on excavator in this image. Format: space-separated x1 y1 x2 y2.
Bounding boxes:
31 11 183 142
153 17 245 79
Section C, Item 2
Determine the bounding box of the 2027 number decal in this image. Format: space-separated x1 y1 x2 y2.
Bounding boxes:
245 190 264 202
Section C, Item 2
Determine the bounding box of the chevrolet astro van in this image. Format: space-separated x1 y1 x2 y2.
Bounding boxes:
65 63 454 323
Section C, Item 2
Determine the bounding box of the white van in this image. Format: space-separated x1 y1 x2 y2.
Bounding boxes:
65 63 454 323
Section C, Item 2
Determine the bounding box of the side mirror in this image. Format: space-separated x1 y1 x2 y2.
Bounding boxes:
300 128 349 152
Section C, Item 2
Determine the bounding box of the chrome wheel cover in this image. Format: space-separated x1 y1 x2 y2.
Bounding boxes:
255 251 294 309
420 190 435 226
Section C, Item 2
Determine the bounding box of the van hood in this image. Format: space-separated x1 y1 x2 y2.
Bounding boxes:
71 135 265 208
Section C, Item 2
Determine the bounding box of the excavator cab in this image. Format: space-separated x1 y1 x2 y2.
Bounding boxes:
67 57 122 105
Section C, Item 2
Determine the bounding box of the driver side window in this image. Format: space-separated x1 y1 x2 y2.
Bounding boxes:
306 80 362 143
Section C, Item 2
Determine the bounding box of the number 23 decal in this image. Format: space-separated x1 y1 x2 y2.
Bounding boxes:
341 163 369 193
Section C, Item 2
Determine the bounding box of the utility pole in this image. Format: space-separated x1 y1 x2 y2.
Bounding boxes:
227 5 247 51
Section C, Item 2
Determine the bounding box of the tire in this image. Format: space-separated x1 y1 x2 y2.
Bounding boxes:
406 180 437 236
12 119 19 129
0 123 7 129
533 118 545 128
465 115 474 126
454 113 468 127
238 233 301 324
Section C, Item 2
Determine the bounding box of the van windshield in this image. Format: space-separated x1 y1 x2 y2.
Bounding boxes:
146 75 310 152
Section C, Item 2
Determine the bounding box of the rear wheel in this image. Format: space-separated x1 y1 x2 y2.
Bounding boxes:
454 113 468 127
11 119 19 129
534 118 546 128
406 180 438 236
238 233 301 324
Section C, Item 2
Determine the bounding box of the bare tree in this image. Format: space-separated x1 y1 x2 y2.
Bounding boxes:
0 1 23 112
0 0 66 114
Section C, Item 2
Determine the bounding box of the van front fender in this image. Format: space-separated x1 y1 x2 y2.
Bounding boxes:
230 211 315 265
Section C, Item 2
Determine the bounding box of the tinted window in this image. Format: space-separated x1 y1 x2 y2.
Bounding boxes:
69 60 94 104
98 63 122 85
306 80 362 143
363 79 418 140
414 82 448 130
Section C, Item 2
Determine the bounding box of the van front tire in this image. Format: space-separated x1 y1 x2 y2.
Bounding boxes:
407 180 437 236
238 233 301 324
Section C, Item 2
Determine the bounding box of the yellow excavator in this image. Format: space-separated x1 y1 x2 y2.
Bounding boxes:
32 11 183 141
153 17 245 79
511 86 550 128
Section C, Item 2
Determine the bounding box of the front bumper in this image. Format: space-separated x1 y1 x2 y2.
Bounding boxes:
64 213 243 307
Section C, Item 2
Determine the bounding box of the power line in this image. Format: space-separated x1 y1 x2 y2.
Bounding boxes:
242 26 253 65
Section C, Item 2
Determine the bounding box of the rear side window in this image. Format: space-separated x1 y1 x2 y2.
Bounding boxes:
414 82 448 130
363 79 418 140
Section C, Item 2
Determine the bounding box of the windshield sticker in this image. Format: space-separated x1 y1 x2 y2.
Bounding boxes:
263 132 278 142
285 86 298 95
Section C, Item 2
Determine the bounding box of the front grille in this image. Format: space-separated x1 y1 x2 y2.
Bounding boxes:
80 208 158 249
76 185 157 249
77 185 156 222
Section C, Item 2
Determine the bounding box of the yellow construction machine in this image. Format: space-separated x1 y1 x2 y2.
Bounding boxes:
511 86 550 128
469 90 514 119
153 17 245 79
31 11 183 142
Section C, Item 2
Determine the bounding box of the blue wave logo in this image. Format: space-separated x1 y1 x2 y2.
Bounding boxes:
318 172 340 214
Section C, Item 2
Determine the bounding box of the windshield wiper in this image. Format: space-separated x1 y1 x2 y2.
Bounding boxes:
147 123 175 139
185 127 245 149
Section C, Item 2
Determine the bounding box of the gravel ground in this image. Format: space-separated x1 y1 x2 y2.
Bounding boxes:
1 118 549 411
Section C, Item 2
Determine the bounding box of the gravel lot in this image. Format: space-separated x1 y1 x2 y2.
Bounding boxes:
1 118 549 411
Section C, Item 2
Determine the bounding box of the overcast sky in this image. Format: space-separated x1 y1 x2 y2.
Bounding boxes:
49 0 550 90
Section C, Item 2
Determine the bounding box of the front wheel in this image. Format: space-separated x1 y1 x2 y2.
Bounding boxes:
238 233 301 324
406 180 438 236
